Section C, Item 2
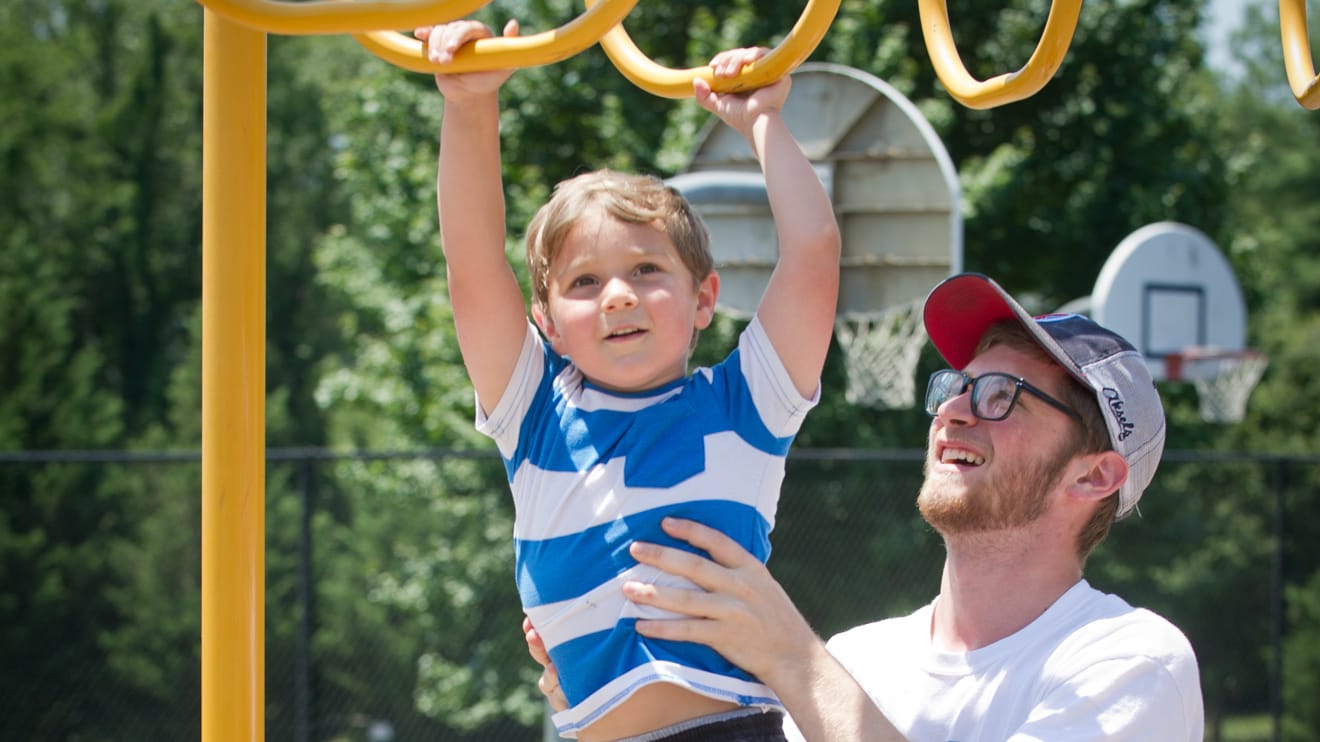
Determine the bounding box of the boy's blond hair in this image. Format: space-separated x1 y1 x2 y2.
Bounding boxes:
525 169 714 313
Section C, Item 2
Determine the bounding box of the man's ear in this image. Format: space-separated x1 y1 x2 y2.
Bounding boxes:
1065 450 1129 503
694 270 720 330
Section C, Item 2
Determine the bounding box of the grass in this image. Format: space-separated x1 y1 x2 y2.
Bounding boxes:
1221 713 1273 742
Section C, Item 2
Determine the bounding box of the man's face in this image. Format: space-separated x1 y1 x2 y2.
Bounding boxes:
918 343 1081 534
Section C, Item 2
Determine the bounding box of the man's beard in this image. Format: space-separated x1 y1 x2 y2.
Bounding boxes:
917 439 1075 534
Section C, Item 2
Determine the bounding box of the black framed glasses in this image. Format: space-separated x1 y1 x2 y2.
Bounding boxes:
925 369 1082 422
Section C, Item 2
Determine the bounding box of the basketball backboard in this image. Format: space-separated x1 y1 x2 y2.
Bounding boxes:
668 63 962 409
669 62 962 319
1090 221 1247 382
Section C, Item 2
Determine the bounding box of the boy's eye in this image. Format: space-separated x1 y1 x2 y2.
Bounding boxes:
569 275 597 289
636 263 661 275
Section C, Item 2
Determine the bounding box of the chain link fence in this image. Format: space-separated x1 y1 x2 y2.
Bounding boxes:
2 448 1316 741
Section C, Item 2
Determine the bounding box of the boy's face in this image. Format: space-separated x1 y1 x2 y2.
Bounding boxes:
533 207 718 393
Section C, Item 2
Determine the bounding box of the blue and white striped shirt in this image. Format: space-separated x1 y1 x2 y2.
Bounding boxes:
476 317 818 737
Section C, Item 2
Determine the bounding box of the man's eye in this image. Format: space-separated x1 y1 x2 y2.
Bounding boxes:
982 385 1014 408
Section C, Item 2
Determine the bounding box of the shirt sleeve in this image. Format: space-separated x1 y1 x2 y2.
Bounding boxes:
736 315 821 438
474 320 546 459
1009 655 1204 741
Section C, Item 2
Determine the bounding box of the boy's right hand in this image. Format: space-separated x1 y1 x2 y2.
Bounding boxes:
415 19 521 100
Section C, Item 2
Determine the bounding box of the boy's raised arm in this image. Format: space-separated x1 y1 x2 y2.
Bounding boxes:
422 20 531 411
695 49 841 400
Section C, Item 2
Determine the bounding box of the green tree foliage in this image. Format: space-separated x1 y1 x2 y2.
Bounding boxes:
929 1 1228 306
1283 571 1320 740
302 49 543 736
0 3 198 737
0 3 355 738
1204 5 1320 737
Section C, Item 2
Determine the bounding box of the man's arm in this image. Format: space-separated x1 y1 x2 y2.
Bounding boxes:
623 518 906 742
421 20 531 410
696 50 841 398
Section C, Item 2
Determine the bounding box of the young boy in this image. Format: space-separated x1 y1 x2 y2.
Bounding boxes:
417 19 840 741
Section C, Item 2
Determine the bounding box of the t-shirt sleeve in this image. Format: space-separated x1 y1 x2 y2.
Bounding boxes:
1009 654 1204 741
474 320 546 459
736 315 821 438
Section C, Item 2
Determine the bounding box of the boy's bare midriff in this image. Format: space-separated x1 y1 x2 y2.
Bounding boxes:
576 683 744 742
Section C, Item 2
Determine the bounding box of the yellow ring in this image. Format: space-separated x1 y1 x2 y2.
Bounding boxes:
591 0 841 99
352 0 640 74
918 0 1081 109
1280 0 1320 109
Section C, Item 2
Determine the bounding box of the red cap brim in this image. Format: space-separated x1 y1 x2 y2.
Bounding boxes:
923 273 1032 369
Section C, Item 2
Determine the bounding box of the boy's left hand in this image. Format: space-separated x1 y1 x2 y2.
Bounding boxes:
695 47 790 134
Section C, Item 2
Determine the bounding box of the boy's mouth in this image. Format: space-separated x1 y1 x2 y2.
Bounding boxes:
606 327 646 340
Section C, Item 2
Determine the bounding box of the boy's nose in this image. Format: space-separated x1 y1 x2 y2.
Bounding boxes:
602 277 638 311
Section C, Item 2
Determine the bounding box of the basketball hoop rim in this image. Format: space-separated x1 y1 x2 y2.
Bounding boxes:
1162 347 1267 383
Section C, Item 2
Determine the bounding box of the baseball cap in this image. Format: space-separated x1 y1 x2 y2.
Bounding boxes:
922 273 1165 519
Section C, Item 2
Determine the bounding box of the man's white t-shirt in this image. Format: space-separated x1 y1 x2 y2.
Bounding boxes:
787 579 1203 741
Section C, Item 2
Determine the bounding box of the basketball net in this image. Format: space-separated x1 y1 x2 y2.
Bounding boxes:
834 299 928 409
1167 349 1269 423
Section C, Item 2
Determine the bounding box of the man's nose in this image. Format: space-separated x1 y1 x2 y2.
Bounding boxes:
935 388 977 427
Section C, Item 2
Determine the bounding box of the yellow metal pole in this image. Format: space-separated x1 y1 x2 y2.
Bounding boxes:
197 0 491 35
351 0 641 75
202 10 267 742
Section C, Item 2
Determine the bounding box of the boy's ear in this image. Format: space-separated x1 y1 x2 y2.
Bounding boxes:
532 305 562 350
694 270 720 330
